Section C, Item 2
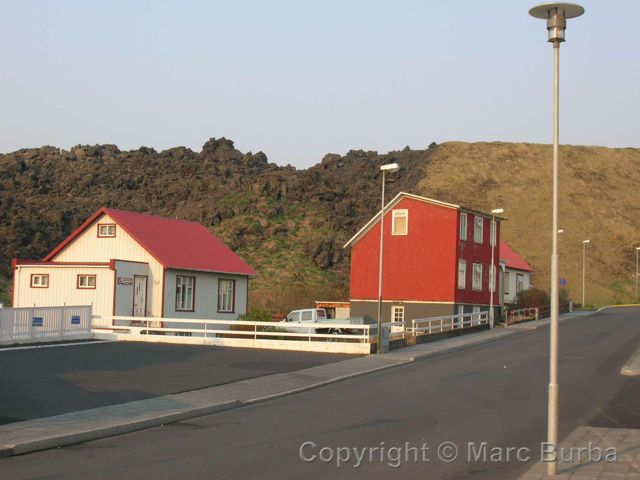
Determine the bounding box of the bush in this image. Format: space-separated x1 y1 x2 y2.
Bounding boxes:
514 288 549 308
238 306 272 322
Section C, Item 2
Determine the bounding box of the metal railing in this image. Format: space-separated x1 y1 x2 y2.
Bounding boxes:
504 307 540 325
407 311 488 336
0 305 92 345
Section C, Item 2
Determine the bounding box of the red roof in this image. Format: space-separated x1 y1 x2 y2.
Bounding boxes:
500 240 534 272
44 207 256 275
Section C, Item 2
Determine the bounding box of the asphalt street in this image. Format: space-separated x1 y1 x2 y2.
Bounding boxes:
1 307 639 480
0 341 349 424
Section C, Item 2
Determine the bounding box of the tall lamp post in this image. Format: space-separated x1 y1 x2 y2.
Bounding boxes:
582 239 590 306
377 162 400 354
635 247 640 299
489 208 504 328
529 3 584 476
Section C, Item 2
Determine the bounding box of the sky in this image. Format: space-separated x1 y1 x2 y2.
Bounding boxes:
0 0 638 168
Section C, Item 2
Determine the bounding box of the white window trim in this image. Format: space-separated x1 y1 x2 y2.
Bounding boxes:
391 305 405 323
30 274 49 288
457 260 467 289
474 216 484 244
77 274 96 289
516 273 524 294
472 263 483 292
459 212 467 241
391 209 408 236
175 275 195 311
217 279 235 313
98 224 116 238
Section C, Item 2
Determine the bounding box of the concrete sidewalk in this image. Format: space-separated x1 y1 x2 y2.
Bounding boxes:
0 311 586 458
518 426 640 479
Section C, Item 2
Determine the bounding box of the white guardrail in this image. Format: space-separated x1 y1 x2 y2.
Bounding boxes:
93 316 374 355
0 305 92 345
406 311 489 336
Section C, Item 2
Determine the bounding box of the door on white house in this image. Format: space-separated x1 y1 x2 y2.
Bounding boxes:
133 275 148 317
391 305 405 333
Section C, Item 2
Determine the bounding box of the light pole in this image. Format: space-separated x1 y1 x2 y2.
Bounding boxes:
582 239 590 306
377 162 399 354
636 247 640 299
489 208 504 328
529 3 584 476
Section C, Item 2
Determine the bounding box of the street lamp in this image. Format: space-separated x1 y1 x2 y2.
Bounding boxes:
489 208 504 328
582 240 590 307
635 247 640 299
377 162 399 354
529 3 584 476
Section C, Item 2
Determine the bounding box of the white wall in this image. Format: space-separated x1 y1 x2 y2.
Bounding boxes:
14 265 113 322
503 268 532 304
52 213 164 316
163 269 248 320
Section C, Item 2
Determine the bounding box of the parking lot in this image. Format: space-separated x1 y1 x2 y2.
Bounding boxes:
0 341 351 424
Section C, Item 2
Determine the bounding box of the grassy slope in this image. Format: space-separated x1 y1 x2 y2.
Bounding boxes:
416 141 640 305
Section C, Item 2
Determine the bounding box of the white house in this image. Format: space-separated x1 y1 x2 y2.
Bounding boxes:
499 240 534 305
12 207 256 324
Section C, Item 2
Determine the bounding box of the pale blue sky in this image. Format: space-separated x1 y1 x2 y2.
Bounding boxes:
1 1 638 167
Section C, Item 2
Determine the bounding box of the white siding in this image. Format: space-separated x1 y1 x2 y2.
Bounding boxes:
503 268 532 304
13 265 113 322
52 214 164 316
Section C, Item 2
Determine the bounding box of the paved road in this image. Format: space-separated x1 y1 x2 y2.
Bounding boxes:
0 342 349 424
2 307 639 480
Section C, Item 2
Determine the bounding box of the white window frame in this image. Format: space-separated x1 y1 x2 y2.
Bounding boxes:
516 273 524 294
30 274 49 288
457 260 467 289
474 216 484 244
391 305 405 323
472 263 483 292
77 274 96 289
459 212 468 241
217 279 235 313
456 304 465 316
489 265 496 292
504 271 510 294
97 224 116 237
175 275 195 311
391 209 408 236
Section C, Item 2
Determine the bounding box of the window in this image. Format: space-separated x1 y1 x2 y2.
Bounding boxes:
392 209 408 235
30 274 49 288
217 279 235 313
457 260 467 289
77 274 96 289
392 305 405 324
459 213 468 240
285 311 300 322
301 310 313 322
474 216 484 244
97 224 116 237
516 274 524 294
473 306 481 315
489 265 496 292
490 219 497 247
504 271 510 294
472 263 483 291
176 275 195 311
457 304 465 316
316 309 326 319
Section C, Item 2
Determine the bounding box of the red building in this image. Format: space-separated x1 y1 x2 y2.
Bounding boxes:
344 192 501 323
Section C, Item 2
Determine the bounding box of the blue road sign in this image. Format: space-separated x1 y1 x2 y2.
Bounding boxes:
32 317 43 327
559 278 567 286
71 316 81 325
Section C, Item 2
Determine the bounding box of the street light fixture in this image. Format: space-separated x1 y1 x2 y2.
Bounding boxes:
377 162 400 353
489 208 504 328
582 240 590 307
529 3 584 477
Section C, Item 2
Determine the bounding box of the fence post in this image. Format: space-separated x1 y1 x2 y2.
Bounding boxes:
535 308 539 321
254 322 257 341
60 304 66 338
204 319 208 344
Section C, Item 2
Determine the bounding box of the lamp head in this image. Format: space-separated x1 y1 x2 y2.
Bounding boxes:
380 163 400 172
529 3 584 42
558 229 564 234
636 247 640 251
583 239 591 244
491 208 504 215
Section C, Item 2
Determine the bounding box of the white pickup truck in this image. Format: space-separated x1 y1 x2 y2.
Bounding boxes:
282 308 365 335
